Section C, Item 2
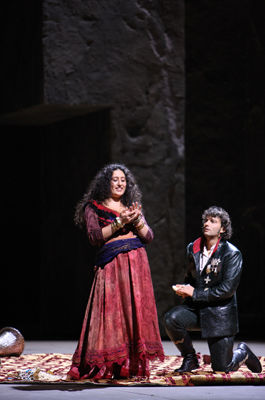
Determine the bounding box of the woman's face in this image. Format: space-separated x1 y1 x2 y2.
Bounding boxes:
110 169 127 200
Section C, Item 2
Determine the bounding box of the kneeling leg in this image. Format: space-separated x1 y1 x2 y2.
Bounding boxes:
164 305 199 372
207 336 234 372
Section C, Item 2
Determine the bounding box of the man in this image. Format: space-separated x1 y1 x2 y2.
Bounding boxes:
164 206 261 373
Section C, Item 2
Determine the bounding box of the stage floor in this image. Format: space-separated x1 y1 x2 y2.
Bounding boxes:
1 340 265 400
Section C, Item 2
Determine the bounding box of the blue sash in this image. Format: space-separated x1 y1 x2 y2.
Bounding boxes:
95 238 144 267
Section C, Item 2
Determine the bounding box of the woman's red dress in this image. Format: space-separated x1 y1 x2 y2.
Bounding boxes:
68 202 164 380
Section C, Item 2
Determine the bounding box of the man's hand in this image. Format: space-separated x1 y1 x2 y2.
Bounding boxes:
172 284 194 298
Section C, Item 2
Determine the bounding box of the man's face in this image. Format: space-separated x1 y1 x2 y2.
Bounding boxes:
203 215 225 239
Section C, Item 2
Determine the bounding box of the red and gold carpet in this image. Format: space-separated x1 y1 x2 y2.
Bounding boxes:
0 353 264 386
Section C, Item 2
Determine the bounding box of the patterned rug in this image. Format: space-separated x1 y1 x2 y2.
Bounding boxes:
0 353 264 386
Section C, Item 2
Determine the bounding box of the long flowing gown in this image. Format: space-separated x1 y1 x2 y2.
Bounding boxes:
68 201 164 380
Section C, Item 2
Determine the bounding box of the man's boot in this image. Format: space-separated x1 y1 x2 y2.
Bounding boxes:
174 333 199 373
226 342 262 373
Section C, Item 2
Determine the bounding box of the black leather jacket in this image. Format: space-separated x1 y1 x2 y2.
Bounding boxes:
185 238 243 338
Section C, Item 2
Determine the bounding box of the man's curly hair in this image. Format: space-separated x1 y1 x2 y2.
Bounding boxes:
74 163 142 228
202 206 232 240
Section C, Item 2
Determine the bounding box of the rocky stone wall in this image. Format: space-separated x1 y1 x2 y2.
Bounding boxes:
42 0 185 334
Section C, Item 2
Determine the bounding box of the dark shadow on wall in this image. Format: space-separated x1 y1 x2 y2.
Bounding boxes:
185 0 265 339
1 109 111 339
0 1 42 113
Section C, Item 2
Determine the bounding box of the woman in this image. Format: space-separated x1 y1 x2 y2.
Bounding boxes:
68 163 164 380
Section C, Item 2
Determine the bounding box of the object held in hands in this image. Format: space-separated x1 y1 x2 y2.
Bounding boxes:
172 284 190 292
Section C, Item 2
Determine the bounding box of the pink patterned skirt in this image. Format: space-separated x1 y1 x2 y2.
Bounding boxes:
68 247 164 380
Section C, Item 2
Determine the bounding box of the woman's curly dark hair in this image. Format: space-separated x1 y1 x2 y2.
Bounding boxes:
202 206 232 240
74 163 142 228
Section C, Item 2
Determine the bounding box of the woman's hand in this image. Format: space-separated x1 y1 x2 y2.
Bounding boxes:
120 202 142 225
119 208 137 225
129 202 142 222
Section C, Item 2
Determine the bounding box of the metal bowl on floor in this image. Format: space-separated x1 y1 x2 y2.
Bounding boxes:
0 327 24 357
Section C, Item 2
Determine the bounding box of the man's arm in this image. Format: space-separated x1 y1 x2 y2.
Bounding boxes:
174 250 242 302
193 250 242 302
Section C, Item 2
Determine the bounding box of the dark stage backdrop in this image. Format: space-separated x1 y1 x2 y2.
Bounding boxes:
185 0 265 338
1 110 110 339
1 1 264 341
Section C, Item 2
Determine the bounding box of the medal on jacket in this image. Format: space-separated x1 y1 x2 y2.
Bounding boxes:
204 258 221 284
206 265 211 274
211 258 221 275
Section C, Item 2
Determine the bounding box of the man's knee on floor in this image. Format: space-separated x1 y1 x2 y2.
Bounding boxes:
211 360 229 372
